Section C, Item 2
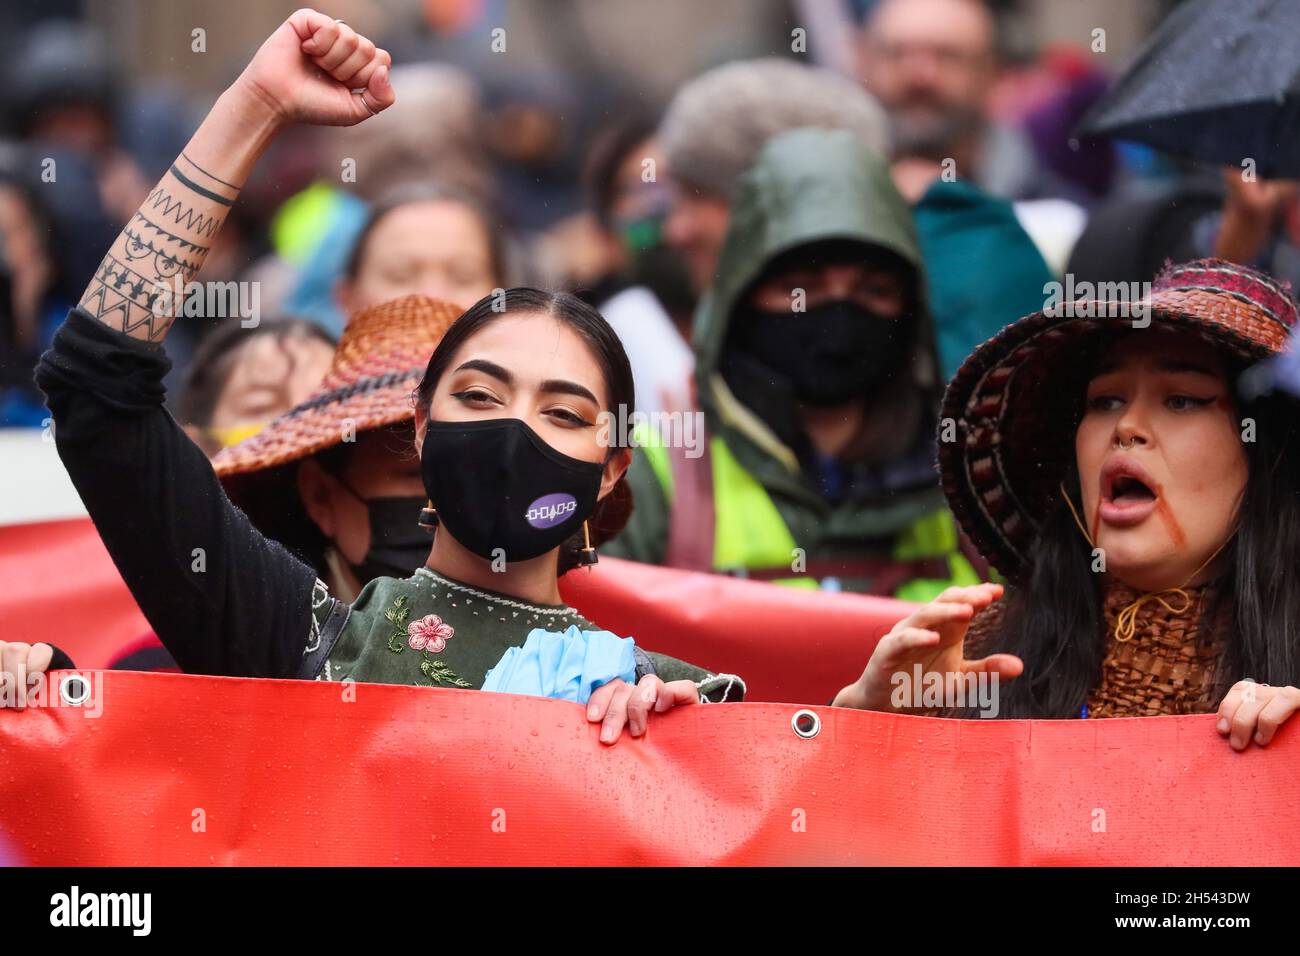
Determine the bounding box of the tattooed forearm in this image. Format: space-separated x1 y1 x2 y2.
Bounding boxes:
79 152 241 342
130 212 211 255
141 183 226 237
122 226 204 280
181 151 239 190
80 252 184 340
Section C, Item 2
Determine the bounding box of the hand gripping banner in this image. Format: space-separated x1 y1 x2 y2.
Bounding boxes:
1 671 1297 866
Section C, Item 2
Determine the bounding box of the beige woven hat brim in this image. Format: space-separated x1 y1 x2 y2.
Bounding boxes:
209 294 461 547
213 375 424 478
212 294 460 480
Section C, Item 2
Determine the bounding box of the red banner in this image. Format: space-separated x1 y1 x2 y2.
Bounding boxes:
1 671 1296 866
559 556 912 704
0 518 907 703
0 518 150 668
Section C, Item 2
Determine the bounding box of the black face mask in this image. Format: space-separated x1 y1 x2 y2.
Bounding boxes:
333 487 432 583
420 418 604 562
728 301 911 406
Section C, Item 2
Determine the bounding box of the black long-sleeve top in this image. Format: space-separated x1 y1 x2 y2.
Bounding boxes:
35 308 319 677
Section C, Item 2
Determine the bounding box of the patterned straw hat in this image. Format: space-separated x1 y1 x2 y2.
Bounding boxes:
215 294 461 540
938 258 1298 582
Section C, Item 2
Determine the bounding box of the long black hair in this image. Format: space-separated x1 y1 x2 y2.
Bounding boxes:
975 378 1300 719
414 287 635 575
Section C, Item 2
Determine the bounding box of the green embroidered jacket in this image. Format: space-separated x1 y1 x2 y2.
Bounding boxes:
305 568 745 703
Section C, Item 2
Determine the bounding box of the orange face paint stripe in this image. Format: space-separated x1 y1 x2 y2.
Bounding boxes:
1152 482 1188 548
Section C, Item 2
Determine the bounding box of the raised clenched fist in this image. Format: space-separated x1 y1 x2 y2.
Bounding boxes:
233 8 395 128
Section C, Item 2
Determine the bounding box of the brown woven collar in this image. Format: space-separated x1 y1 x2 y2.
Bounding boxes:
963 577 1231 718
1088 578 1228 717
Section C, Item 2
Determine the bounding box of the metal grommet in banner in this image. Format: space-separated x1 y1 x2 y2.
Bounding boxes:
60 674 90 707
791 709 820 739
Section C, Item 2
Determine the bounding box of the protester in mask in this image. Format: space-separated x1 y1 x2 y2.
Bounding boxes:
214 296 452 602
658 55 1051 382
579 114 696 420
109 186 503 670
212 182 506 605
109 189 498 673
223 180 506 606
8 11 741 735
606 129 980 599
658 58 890 299
208 184 508 606
178 318 336 457
833 259 1300 750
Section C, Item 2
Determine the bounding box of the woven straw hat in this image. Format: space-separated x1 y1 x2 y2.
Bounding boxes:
214 294 461 544
939 258 1298 582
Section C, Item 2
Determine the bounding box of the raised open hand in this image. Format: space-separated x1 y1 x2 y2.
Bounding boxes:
835 583 1023 713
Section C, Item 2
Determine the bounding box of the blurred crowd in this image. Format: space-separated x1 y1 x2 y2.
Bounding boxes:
2 0 1293 587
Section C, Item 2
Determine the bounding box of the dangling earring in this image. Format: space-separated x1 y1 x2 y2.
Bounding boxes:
576 519 599 566
418 500 439 531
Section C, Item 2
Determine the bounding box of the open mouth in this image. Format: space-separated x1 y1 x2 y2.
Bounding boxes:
1098 457 1161 527
1108 474 1157 505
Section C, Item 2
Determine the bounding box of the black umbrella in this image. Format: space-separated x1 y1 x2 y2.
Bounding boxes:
1079 0 1300 177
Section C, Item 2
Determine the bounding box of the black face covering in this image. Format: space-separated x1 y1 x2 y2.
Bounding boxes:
728 301 911 406
420 418 604 562
333 487 431 583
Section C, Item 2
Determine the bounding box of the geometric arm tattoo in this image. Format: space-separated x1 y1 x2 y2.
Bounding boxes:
78 152 240 342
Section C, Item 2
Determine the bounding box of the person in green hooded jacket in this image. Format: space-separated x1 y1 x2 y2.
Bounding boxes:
604 128 984 599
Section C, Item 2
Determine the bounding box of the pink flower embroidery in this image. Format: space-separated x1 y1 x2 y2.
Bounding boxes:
407 614 454 653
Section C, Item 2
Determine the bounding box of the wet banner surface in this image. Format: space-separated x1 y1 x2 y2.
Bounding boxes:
1 671 1296 866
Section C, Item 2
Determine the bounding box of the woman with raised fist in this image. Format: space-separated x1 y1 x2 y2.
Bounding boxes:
15 10 742 739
